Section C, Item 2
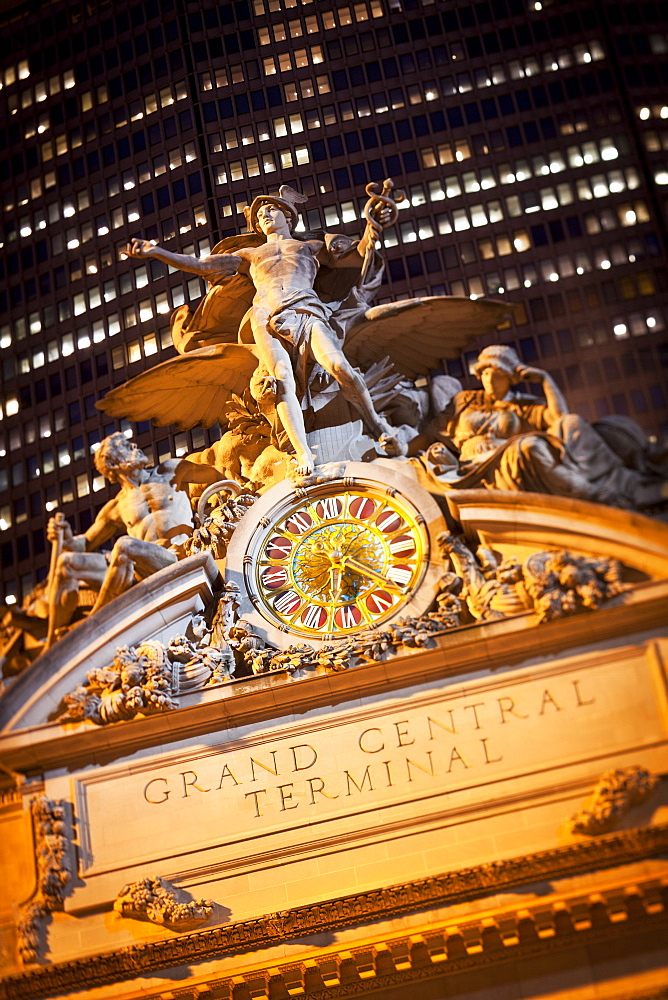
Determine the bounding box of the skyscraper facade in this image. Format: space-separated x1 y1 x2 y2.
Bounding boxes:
1 0 667 607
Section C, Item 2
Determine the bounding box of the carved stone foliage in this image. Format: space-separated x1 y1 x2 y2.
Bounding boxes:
17 796 71 965
439 533 628 624
569 766 659 835
56 641 178 725
185 491 258 561
113 876 213 929
53 530 634 725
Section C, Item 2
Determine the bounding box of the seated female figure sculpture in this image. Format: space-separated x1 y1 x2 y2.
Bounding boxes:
426 345 667 509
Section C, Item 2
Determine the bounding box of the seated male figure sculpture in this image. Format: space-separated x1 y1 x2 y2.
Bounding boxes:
47 433 221 629
125 186 399 475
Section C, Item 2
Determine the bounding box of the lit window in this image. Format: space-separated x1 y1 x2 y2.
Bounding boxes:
284 81 298 102
435 213 452 235
289 19 303 37
263 57 276 76
279 53 292 72
453 209 471 231
273 117 287 137
340 201 357 223
338 6 352 25
289 113 304 133
427 179 445 201
230 161 243 181
445 176 462 198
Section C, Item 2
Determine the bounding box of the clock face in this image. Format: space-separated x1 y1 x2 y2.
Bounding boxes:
225 464 447 649
244 481 431 641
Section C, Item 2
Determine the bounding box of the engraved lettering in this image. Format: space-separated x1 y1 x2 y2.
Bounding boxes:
382 760 394 787
427 712 457 738
394 720 415 747
464 702 485 730
144 778 170 804
359 728 384 753
278 783 299 811
181 771 210 797
245 789 268 818
497 696 529 723
480 738 503 764
291 744 318 771
539 688 563 714
406 751 434 780
307 776 339 804
573 679 595 706
250 751 280 781
447 747 470 771
217 764 241 787
345 767 374 795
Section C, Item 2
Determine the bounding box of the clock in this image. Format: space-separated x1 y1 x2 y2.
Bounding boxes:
224 463 447 649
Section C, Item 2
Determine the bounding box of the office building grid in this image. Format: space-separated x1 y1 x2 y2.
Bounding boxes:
0 0 667 605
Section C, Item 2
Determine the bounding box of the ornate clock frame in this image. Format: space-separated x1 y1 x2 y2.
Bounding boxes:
224 462 448 649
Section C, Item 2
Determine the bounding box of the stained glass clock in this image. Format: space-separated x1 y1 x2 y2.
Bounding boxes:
225 464 447 648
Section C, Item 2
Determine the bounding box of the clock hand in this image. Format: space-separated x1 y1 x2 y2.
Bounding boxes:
342 556 408 594
329 564 343 603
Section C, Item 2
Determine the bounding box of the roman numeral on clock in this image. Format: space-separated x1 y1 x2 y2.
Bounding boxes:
388 535 416 557
273 590 303 616
366 590 394 614
285 511 313 535
388 565 412 586
267 535 292 559
301 604 327 629
334 605 363 629
316 497 342 520
261 566 288 590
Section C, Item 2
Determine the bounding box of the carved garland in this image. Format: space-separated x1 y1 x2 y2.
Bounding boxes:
3 824 667 998
53 538 631 725
16 796 71 965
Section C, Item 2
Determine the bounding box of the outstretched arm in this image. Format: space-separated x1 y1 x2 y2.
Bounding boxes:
124 238 241 279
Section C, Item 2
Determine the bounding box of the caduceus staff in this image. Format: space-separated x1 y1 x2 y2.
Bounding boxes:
359 177 406 285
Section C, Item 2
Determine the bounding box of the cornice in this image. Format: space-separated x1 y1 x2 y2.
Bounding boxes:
2 824 667 1000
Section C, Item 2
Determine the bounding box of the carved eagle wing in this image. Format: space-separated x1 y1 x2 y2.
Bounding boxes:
96 345 259 430
344 296 511 378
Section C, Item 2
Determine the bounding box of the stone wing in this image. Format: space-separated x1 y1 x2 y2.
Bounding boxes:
96 345 259 430
344 296 511 378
